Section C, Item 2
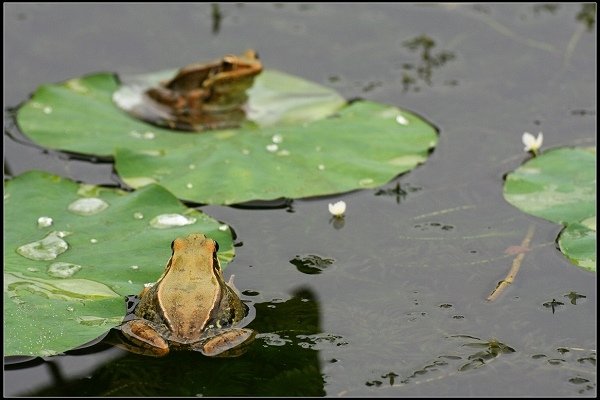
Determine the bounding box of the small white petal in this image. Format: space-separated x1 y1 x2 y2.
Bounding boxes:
328 201 346 217
522 132 535 150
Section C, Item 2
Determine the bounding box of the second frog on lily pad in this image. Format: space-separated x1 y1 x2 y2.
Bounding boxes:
114 50 262 132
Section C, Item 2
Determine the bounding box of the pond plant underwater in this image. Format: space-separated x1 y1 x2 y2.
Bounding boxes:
4 44 596 394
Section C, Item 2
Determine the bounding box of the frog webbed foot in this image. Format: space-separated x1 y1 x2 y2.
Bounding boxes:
192 328 256 357
117 319 170 357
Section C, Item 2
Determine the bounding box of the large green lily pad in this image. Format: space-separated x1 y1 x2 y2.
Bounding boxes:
503 147 596 271
4 170 234 357
16 70 438 205
116 101 437 204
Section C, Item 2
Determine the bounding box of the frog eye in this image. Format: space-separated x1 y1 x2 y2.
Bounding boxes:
214 241 219 252
170 240 175 252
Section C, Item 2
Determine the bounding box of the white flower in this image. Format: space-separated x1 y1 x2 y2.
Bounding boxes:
328 201 346 218
522 132 543 155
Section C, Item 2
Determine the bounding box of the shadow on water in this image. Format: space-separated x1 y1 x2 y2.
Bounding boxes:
13 287 326 397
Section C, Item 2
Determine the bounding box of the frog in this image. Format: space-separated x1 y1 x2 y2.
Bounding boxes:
145 49 263 130
116 233 256 357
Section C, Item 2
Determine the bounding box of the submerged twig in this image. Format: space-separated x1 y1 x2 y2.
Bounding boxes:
486 224 535 302
563 22 586 68
412 205 476 220
464 9 559 54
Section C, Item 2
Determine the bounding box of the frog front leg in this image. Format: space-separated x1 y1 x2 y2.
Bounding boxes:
191 328 256 357
118 318 170 357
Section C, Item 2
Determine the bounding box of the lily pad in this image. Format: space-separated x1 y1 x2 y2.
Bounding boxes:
558 219 596 272
16 69 438 205
503 147 596 271
16 70 346 159
4 170 234 357
116 101 438 204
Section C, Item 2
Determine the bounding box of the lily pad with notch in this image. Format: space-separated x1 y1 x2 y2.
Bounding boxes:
15 55 438 205
503 147 596 272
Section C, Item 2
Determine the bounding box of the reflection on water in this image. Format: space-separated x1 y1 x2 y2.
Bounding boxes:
374 182 422 204
400 34 456 92
19 287 327 396
576 3 596 31
290 254 335 275
211 4 222 35
364 335 516 388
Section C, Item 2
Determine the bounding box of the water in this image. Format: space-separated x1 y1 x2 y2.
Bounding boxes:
46 262 83 279
67 197 109 216
148 213 197 229
16 231 70 261
3 3 596 397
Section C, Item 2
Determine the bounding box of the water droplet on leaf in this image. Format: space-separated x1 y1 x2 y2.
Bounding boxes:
396 114 409 125
47 262 82 278
149 213 197 229
37 216 54 228
67 197 109 216
17 231 69 261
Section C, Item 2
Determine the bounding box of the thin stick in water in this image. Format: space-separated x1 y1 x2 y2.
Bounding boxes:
486 224 535 302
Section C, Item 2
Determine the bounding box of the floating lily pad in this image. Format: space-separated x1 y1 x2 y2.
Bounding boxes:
116 101 437 204
4 170 234 357
558 219 596 272
16 70 346 159
16 69 438 205
503 147 596 271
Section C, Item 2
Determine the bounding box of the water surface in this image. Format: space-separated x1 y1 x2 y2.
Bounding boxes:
4 3 596 396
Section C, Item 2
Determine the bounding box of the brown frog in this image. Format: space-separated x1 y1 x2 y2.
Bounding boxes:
116 233 255 357
145 49 262 130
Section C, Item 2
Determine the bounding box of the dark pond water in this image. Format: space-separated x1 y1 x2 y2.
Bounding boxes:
4 3 597 397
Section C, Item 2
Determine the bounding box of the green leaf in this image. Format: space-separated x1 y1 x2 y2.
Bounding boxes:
4 170 234 356
503 147 596 271
16 70 438 205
